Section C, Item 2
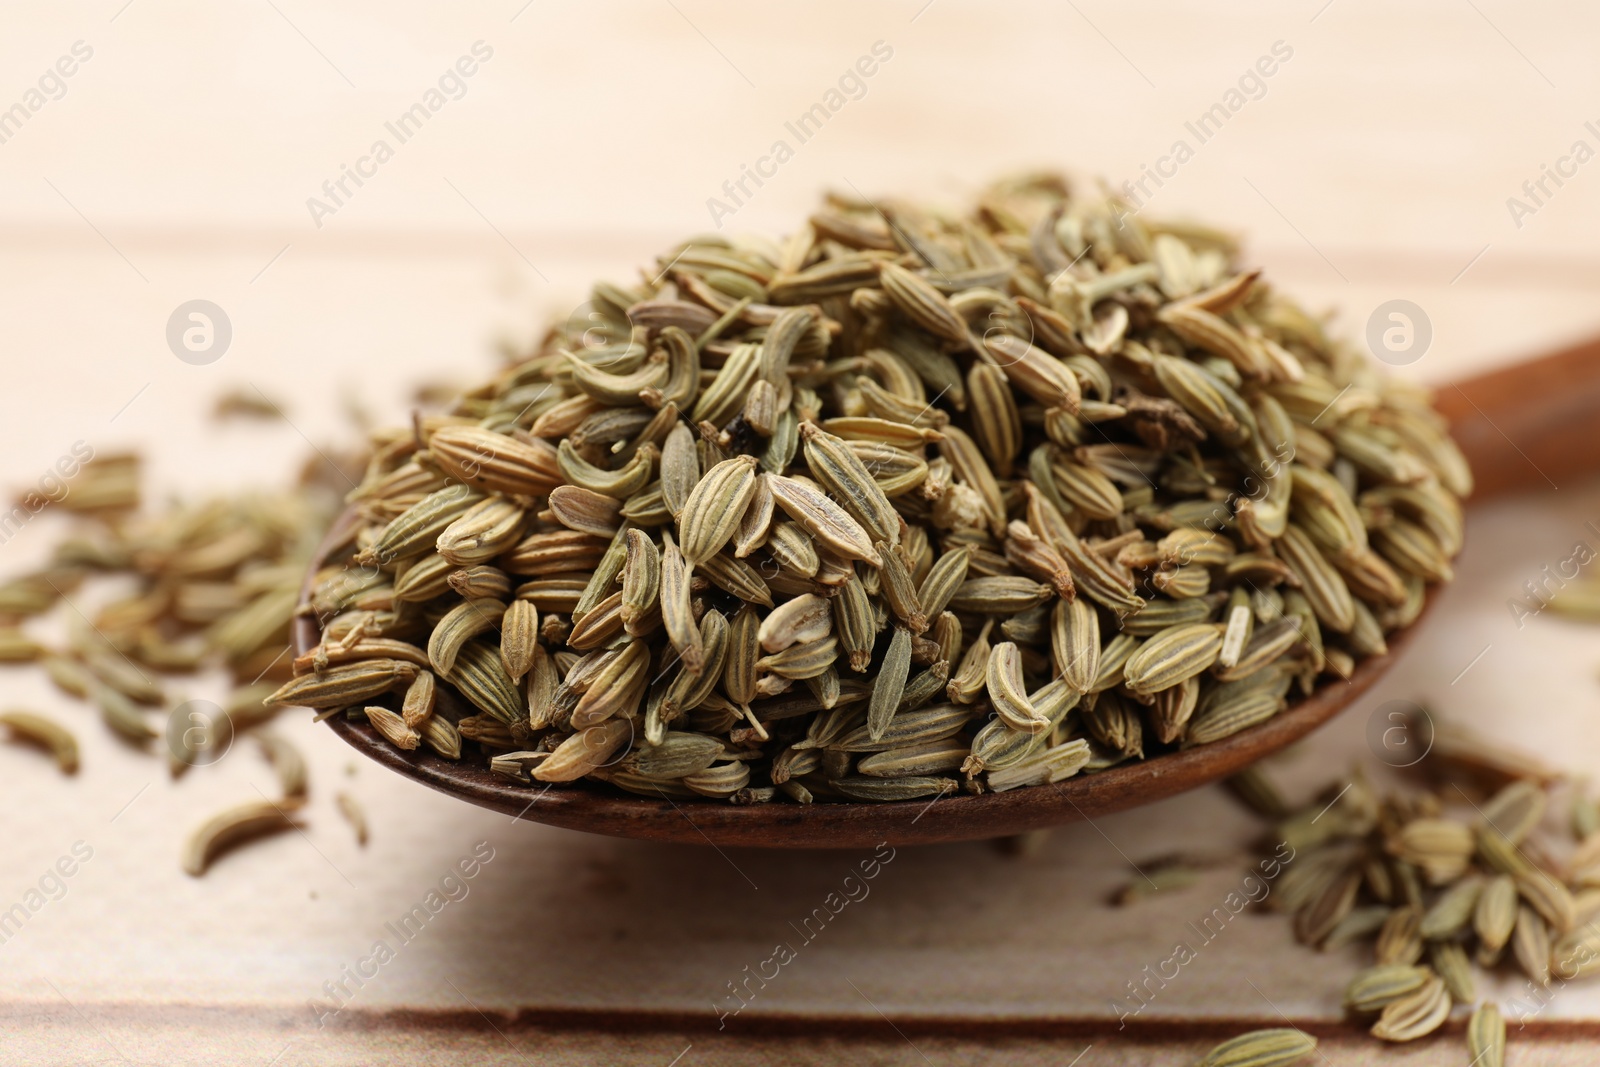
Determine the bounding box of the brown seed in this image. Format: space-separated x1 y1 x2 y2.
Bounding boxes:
182 798 305 877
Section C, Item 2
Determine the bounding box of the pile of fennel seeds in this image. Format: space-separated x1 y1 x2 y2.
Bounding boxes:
277 172 1472 804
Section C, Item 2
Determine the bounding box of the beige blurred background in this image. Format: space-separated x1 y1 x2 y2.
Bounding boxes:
4 2 1600 1064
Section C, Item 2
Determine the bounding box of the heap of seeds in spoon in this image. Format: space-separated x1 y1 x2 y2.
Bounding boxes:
276 173 1471 803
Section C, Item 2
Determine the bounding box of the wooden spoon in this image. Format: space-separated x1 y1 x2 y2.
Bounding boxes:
295 334 1600 848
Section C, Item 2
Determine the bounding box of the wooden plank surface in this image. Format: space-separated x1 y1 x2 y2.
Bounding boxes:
3 2 1600 1063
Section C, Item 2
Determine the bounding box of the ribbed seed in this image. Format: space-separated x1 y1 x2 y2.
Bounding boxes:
1050 458 1123 521
430 426 561 496
1148 676 1200 744
534 719 632 782
1370 973 1449 1043
1428 941 1474 1003
762 408 799 474
1344 964 1429 1014
1084 690 1145 757
525 644 559 730
966 361 1022 475
1123 622 1222 695
965 716 1044 774
801 422 901 546
420 713 461 759
385 665 434 731
634 732 723 780
768 474 882 566
1418 874 1482 939
1516 867 1576 933
917 546 970 620
948 619 994 703
548 485 622 538
1468 1004 1505 1067
678 455 760 564
498 599 539 681
1004 521 1074 600
365 705 420 750
1186 685 1282 746
501 528 607 577
1372 905 1423 965
1475 874 1518 954
1051 598 1099 692
928 607 960 668
364 485 488 566
987 642 1046 734
757 636 837 681
427 598 506 676
767 521 820 577
878 261 969 346
566 590 626 650
1120 595 1215 636
1512 904 1550 984
875 541 926 633
436 497 525 565
830 776 957 802
867 627 912 741
445 639 525 723
734 473 775 557
1277 524 1356 634
948 577 1053 614
724 606 760 705
1212 617 1302 682
572 523 631 624
857 737 967 778
985 738 1093 791
1151 355 1244 445
572 639 650 728
659 531 702 674
900 660 949 712
692 341 763 425
1393 818 1475 885
837 573 876 672
660 422 700 520
847 440 929 497
268 659 418 710
448 565 512 601
982 334 1081 410
620 529 661 634
698 552 776 607
1195 1028 1317 1067
835 702 970 752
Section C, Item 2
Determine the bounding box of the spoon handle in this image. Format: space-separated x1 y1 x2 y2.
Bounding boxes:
1438 333 1600 499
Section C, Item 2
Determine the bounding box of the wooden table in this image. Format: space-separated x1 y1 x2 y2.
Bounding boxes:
3 2 1600 1062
